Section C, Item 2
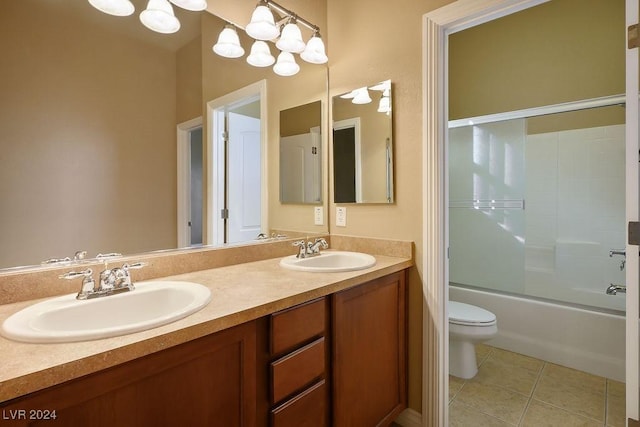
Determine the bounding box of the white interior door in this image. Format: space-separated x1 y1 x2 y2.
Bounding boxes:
626 0 640 422
279 128 321 203
227 111 261 244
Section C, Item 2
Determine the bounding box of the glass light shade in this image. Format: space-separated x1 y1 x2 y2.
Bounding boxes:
273 52 300 76
246 5 279 40
213 26 245 58
352 87 372 104
169 0 207 11
340 90 357 99
276 23 305 53
300 35 328 64
246 41 275 67
377 96 391 113
88 0 135 16
140 0 181 34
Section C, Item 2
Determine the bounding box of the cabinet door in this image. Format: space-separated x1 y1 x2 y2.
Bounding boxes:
0 322 257 427
332 271 407 426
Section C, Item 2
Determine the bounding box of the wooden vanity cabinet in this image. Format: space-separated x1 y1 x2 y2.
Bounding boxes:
332 271 408 426
268 297 329 427
0 321 258 427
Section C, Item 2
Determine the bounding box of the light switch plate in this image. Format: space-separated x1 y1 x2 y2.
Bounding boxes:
314 206 324 225
336 206 347 227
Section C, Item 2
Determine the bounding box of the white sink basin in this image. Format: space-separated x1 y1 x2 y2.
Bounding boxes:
279 251 376 272
1 281 211 343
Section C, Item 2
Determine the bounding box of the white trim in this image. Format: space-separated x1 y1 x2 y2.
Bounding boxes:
394 408 422 427
448 94 625 128
422 1 549 426
626 0 639 419
206 80 267 246
177 117 203 249
333 117 362 203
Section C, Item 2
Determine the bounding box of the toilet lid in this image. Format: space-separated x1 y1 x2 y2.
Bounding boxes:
449 301 496 326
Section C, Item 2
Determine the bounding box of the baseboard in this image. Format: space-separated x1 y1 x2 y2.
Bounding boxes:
394 408 422 427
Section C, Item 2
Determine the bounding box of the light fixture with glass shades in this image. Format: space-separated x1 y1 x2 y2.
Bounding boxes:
339 80 392 114
87 0 205 34
213 25 245 58
212 0 328 77
88 0 135 16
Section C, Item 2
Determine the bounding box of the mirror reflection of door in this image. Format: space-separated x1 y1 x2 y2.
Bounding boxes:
333 118 362 203
227 110 261 244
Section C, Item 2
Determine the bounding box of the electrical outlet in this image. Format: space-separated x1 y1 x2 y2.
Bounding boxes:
314 206 324 225
336 206 347 227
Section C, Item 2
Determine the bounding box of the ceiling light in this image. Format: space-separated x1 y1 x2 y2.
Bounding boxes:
140 0 181 34
276 21 306 53
169 0 207 11
378 95 391 113
301 33 328 64
352 87 372 104
273 52 300 76
246 2 279 41
88 0 135 16
213 25 245 59
247 41 275 67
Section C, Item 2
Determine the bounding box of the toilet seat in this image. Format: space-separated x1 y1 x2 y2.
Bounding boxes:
449 301 496 326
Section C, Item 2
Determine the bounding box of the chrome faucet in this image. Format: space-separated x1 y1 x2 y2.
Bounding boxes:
292 238 328 258
60 262 147 300
606 284 627 295
42 250 87 265
609 249 626 271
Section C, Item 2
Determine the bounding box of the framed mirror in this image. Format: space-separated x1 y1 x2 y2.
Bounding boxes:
279 100 323 204
0 1 328 271
332 80 394 204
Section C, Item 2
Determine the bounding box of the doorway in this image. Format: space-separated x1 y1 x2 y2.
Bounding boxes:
206 80 267 246
177 117 203 248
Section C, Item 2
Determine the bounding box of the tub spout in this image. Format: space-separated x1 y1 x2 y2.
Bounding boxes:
606 284 626 295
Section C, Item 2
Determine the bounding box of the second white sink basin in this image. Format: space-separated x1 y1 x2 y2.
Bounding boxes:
280 251 376 273
1 281 211 343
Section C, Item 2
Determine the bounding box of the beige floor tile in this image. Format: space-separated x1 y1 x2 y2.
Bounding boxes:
449 375 465 402
476 343 493 366
606 381 626 427
521 400 602 427
488 348 544 373
455 381 528 424
607 379 625 399
472 357 540 396
449 401 514 427
533 364 605 421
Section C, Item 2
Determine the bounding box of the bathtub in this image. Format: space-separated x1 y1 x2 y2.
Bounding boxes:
449 284 625 382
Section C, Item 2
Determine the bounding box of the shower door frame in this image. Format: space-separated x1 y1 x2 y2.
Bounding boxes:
422 0 640 425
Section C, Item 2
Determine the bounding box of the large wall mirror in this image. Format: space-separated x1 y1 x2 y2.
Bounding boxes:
332 80 394 204
279 101 323 204
0 0 328 271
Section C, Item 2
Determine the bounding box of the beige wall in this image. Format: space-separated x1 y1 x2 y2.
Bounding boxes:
177 36 204 124
449 0 625 120
280 101 322 137
0 1 177 267
327 0 454 413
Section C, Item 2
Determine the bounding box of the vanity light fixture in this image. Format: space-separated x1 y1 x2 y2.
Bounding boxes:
140 0 181 34
88 0 135 16
214 0 327 77
246 1 280 41
352 87 372 104
213 25 245 58
273 51 300 76
377 90 391 114
246 41 276 67
89 0 207 34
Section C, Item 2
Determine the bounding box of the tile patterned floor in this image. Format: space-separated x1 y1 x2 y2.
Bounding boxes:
449 345 625 427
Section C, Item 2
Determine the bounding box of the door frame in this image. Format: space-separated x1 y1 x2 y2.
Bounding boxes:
421 1 551 425
177 116 203 248
206 80 267 246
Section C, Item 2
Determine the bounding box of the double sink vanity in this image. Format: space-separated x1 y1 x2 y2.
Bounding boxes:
0 236 412 426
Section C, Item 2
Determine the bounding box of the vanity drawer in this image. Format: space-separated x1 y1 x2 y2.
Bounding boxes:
270 297 326 356
271 379 327 427
271 337 325 404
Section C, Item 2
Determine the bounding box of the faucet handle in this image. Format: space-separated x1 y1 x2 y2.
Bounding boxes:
124 262 148 270
96 252 123 260
60 269 96 300
59 268 93 280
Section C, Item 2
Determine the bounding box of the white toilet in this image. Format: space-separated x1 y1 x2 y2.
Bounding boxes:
449 301 498 379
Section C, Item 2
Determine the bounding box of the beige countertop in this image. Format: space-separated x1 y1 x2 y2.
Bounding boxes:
0 252 412 403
